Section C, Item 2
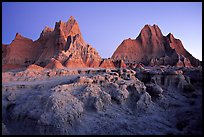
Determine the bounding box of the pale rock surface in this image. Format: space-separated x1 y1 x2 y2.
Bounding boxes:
2 66 202 135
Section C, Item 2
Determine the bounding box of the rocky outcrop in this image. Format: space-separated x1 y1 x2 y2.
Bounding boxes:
65 55 86 68
112 25 170 65
145 83 163 97
2 44 8 59
2 123 9 135
3 19 201 69
166 33 200 67
26 64 44 71
2 33 42 66
2 16 102 69
99 58 115 69
45 58 64 69
76 84 112 111
112 24 201 67
113 59 127 68
2 65 202 135
36 17 102 68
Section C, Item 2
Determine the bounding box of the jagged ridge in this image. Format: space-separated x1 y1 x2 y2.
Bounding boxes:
112 24 201 67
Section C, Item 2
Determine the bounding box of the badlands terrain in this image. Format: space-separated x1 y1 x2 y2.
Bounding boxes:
2 16 202 135
2 66 202 135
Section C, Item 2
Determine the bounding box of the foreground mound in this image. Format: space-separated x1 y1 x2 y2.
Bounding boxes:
26 64 44 71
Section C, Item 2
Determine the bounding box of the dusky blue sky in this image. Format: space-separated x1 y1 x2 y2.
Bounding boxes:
2 2 202 60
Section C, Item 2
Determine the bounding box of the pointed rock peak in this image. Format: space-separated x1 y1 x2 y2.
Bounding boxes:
54 20 65 30
12 32 33 43
59 20 63 25
153 24 160 30
40 26 53 39
145 24 161 30
67 16 77 25
53 17 83 42
143 24 151 29
141 24 155 32
14 33 31 40
139 24 163 38
69 16 75 21
43 26 53 33
142 24 161 31
167 33 175 40
153 24 157 27
15 33 22 38
167 33 174 37
54 17 78 33
153 24 158 28
138 25 150 38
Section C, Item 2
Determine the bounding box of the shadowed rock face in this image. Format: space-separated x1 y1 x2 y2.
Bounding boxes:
166 33 201 67
99 58 115 69
112 24 201 67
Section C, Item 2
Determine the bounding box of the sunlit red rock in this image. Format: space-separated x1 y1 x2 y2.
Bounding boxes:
112 24 201 67
2 20 201 70
26 64 44 71
65 55 86 68
2 16 102 69
45 58 64 69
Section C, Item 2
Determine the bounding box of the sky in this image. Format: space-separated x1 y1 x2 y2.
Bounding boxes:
2 2 202 60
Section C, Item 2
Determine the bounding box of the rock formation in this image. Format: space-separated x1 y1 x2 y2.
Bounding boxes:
113 59 127 68
2 16 102 69
2 20 201 70
112 24 201 67
45 58 64 69
166 33 200 67
2 44 7 59
2 66 202 135
37 17 102 68
2 17 202 135
2 18 202 71
26 64 44 71
99 58 115 69
2 33 42 66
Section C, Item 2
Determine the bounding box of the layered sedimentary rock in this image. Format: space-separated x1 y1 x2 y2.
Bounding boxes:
2 33 42 66
37 16 102 68
112 24 201 67
2 16 102 69
2 19 201 69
